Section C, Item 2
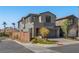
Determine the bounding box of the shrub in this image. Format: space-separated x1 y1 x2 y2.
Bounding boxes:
0 32 9 37
31 37 57 44
39 27 49 39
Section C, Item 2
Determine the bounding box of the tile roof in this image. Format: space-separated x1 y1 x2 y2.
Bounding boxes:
56 15 78 21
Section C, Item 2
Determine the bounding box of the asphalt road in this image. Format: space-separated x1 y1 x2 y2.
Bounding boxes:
1 38 79 53
48 44 79 53
0 40 33 53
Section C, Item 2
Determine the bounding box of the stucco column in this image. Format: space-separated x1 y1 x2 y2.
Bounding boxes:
31 23 35 38
57 28 60 38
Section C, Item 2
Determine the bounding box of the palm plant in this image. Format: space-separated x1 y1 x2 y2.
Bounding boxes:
3 22 7 34
12 23 15 29
3 22 7 29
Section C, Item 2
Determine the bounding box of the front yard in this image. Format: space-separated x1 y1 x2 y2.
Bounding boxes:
31 38 58 44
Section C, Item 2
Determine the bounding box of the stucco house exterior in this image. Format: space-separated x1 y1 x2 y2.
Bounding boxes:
18 11 78 38
18 11 60 38
56 15 78 37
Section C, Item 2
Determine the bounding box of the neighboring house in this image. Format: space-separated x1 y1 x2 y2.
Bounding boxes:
0 27 14 33
0 27 18 33
18 11 60 38
4 27 17 35
0 29 4 33
56 15 78 37
5 27 18 32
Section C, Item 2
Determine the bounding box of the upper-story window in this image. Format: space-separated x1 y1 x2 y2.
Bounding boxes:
46 15 51 23
39 16 41 23
68 18 74 25
32 16 37 20
26 17 32 23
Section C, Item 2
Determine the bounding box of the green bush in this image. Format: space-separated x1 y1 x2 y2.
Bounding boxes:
0 32 9 37
31 37 57 44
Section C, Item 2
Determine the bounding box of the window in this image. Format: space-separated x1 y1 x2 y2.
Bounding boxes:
36 28 39 36
32 16 37 21
46 15 51 23
23 24 25 29
69 19 74 25
39 16 41 23
31 16 36 22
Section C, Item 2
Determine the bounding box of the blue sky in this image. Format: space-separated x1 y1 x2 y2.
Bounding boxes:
0 6 78 29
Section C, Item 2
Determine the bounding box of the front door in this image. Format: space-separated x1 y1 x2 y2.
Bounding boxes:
60 28 64 37
29 28 32 39
36 28 39 36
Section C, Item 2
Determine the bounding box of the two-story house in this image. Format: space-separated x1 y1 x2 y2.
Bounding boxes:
56 15 78 37
18 11 60 38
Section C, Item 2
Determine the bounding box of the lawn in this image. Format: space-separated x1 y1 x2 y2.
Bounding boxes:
31 38 58 44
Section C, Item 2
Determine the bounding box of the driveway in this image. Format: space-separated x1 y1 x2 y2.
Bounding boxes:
47 38 79 53
48 43 79 53
0 40 33 53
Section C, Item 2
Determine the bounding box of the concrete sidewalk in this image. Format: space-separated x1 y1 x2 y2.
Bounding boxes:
46 38 79 47
23 43 59 53
10 38 79 53
13 40 59 53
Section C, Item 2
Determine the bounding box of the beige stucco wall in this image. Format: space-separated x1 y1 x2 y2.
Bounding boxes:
56 18 78 37
39 13 56 24
33 13 57 37
56 19 68 26
18 12 59 38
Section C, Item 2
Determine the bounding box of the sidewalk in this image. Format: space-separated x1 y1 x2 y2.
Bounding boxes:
43 38 79 47
8 38 79 53
23 43 59 53
12 39 59 53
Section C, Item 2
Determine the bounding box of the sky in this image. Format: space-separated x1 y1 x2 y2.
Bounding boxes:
0 6 78 29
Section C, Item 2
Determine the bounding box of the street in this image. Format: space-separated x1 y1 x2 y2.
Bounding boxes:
1 38 79 53
0 40 33 53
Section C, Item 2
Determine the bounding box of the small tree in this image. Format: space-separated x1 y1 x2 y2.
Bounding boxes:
3 22 7 34
39 27 49 39
3 22 7 29
12 23 15 29
61 20 69 38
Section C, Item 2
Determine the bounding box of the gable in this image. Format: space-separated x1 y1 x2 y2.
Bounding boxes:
40 11 56 17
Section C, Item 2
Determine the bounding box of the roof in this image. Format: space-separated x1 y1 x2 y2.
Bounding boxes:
18 17 25 23
56 15 78 21
24 13 39 19
39 11 56 17
40 11 54 15
18 11 56 23
18 14 39 23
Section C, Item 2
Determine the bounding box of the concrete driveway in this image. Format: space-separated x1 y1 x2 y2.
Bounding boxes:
47 38 79 53
48 43 79 53
0 40 33 53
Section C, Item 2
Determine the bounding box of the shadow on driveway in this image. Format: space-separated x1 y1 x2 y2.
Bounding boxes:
48 43 79 53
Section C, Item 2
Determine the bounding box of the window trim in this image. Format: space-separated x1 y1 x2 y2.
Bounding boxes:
45 15 51 23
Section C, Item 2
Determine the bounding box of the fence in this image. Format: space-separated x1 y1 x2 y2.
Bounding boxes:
10 31 30 43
